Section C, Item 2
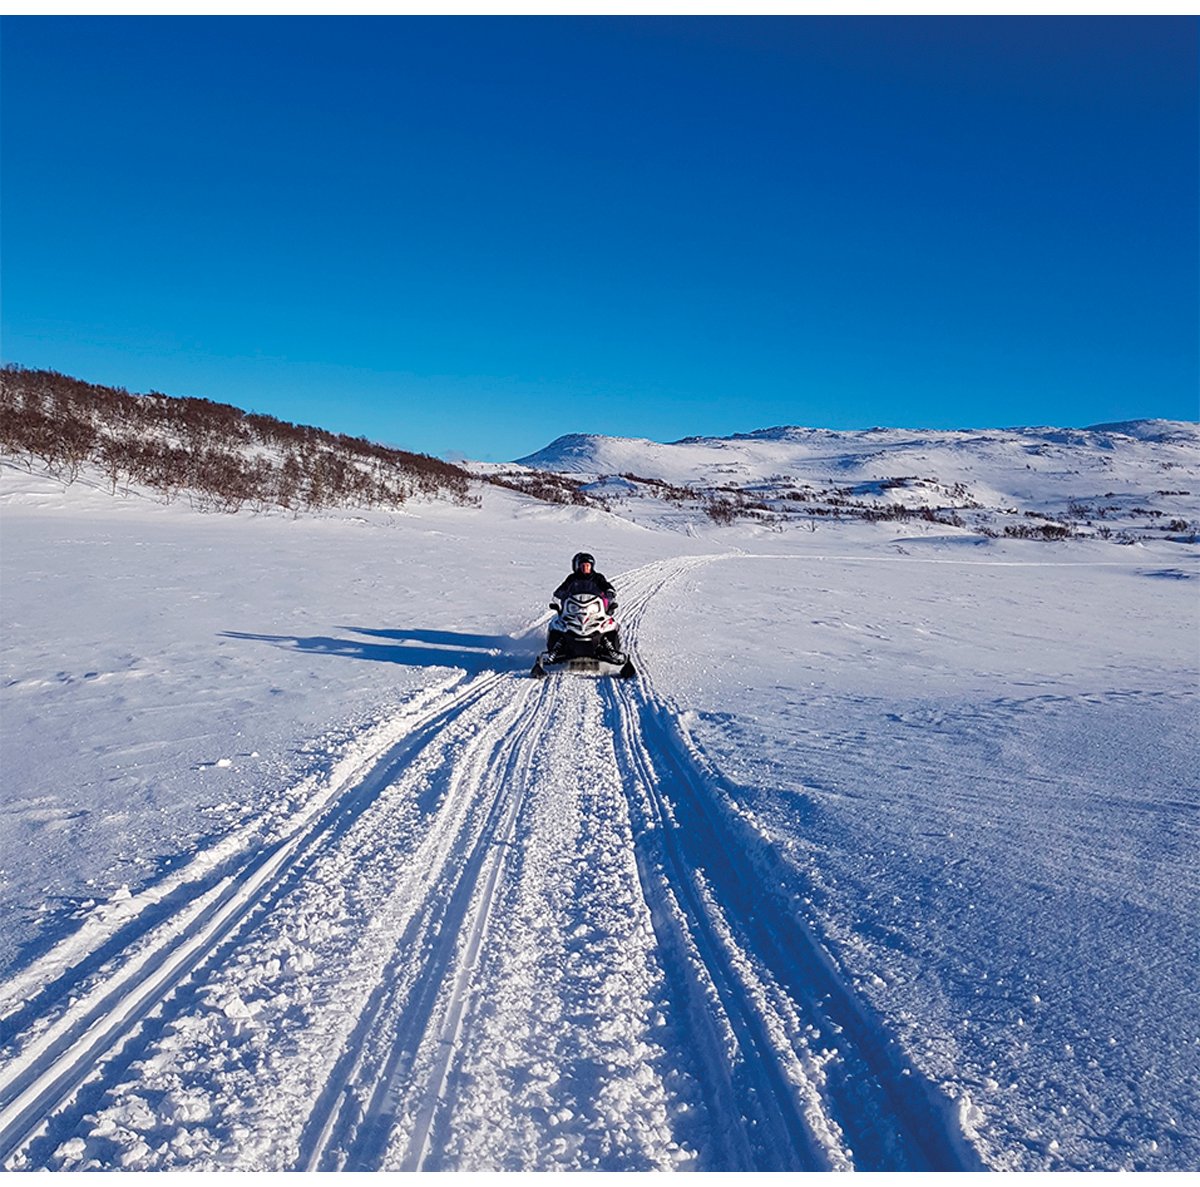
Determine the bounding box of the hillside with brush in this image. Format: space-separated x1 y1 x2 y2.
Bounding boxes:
0 365 475 513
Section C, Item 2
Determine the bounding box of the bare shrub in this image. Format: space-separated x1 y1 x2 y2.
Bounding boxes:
706 497 737 524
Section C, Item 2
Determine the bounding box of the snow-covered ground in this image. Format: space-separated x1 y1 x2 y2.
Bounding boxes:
1 421 1197 1171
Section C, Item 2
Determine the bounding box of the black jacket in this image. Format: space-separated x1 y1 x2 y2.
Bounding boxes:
553 570 616 605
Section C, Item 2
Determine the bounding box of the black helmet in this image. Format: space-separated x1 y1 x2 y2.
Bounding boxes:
572 551 595 573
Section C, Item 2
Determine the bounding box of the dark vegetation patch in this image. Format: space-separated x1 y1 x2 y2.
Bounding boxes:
485 469 595 506
0 365 478 513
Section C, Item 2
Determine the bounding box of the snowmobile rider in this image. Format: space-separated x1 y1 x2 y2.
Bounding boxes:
553 552 616 608
547 552 621 661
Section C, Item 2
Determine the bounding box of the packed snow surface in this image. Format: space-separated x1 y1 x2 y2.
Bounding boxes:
1 420 1197 1172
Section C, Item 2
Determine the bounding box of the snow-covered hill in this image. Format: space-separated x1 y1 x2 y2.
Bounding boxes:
519 419 1200 482
514 420 1200 540
1 417 1197 1172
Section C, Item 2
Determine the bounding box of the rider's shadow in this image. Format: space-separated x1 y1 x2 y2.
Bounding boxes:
220 625 534 676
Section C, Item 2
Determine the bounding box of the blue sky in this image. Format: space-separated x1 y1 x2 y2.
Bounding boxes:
2 17 1196 460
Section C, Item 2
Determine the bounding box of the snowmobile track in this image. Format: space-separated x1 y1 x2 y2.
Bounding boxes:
298 677 550 1171
0 553 983 1171
606 665 984 1171
0 669 507 1169
605 680 827 1169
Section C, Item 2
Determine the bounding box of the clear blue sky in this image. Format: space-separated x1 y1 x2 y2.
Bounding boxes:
2 17 1196 460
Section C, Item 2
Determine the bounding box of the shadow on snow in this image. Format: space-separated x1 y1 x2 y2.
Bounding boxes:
220 625 535 676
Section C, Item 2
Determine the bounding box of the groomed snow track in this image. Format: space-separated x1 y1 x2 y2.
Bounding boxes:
0 558 982 1172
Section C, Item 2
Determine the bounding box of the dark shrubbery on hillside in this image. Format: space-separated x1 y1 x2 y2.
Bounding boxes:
1002 521 1074 541
0 365 475 512
486 469 595 506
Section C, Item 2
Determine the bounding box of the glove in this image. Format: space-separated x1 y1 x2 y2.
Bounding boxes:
549 602 561 611
608 601 618 614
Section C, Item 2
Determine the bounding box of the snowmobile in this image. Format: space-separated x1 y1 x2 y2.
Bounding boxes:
531 593 636 679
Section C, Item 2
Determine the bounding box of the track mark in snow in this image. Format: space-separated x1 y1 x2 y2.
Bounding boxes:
603 661 985 1168
412 677 702 1171
1 553 983 1171
303 656 708 1172
0 669 506 1169
310 677 550 1171
606 681 839 1169
0 670 477 1037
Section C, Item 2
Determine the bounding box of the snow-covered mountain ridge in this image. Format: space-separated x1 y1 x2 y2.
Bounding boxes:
4 363 1194 541
512 419 1199 540
523 418 1198 466
694 418 1197 446
518 418 1199 483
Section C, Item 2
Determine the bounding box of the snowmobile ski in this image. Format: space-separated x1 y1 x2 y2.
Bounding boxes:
531 650 636 679
533 591 636 679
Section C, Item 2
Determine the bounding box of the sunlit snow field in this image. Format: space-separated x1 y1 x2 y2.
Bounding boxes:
1 433 1197 1171
645 550 1197 1169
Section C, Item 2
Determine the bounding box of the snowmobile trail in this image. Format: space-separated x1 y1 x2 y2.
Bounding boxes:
605 676 982 1171
0 554 981 1171
0 669 511 1169
607 555 982 1170
299 678 552 1171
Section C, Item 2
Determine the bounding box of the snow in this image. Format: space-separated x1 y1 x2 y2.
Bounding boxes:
518 418 1200 538
644 551 1198 1171
1 419 1197 1171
